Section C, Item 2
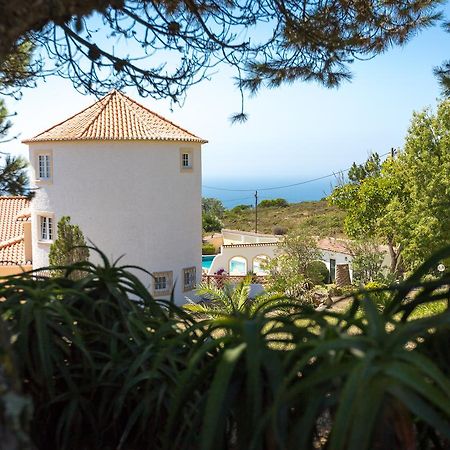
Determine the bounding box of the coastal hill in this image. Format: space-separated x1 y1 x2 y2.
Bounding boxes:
222 200 346 237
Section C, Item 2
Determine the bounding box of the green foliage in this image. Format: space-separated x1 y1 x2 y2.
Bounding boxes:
0 154 31 197
349 240 387 285
48 216 89 279
202 198 224 232
231 204 252 213
259 198 289 208
0 40 36 95
347 152 382 183
184 277 271 318
202 243 216 255
202 197 225 218
264 233 322 300
202 213 222 233
306 260 329 285
0 1 440 105
330 102 450 274
0 317 33 449
0 247 450 449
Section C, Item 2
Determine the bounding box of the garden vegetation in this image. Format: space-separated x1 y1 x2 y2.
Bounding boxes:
0 247 449 449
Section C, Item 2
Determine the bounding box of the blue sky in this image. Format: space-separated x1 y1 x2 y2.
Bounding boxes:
1 6 449 199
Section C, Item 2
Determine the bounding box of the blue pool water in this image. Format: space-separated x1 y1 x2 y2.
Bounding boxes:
202 255 247 274
202 255 215 271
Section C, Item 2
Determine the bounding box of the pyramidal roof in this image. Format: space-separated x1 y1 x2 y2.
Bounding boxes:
23 90 207 144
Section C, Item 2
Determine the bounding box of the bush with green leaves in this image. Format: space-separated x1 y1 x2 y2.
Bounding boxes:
306 260 330 285
202 212 222 233
349 239 387 284
231 204 252 213
259 198 289 208
48 216 89 279
201 243 216 255
0 247 449 449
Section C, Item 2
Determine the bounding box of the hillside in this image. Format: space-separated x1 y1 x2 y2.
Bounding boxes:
222 200 346 237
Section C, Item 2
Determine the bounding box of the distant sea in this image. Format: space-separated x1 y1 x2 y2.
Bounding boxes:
202 176 339 209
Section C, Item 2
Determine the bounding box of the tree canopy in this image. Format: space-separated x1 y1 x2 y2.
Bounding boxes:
49 216 90 279
329 99 450 274
0 0 443 115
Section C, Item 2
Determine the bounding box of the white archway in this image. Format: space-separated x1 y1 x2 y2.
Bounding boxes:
253 255 270 275
229 256 247 275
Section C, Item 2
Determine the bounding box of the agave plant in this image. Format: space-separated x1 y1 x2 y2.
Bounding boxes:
0 247 449 450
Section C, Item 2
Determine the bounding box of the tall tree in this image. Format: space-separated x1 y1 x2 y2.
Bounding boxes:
391 101 450 268
0 1 442 115
434 21 450 96
49 216 90 279
0 42 35 196
329 153 403 274
0 155 30 196
330 100 450 273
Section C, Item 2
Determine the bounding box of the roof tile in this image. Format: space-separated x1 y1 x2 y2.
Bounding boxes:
0 196 31 266
23 90 207 144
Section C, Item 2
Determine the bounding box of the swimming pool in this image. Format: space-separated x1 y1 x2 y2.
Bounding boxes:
202 255 248 275
202 255 215 271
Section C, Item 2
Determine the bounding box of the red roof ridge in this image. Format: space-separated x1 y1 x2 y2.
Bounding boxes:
0 195 29 200
0 236 23 250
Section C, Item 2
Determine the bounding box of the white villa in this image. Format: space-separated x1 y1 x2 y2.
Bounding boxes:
23 90 207 304
205 229 361 283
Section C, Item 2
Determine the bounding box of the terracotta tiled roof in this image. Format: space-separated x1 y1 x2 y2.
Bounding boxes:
23 90 207 144
317 237 351 255
0 196 31 266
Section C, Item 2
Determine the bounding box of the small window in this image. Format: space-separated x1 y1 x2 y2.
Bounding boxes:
182 153 190 168
183 267 196 291
38 154 51 179
39 216 53 241
152 271 173 296
180 149 193 171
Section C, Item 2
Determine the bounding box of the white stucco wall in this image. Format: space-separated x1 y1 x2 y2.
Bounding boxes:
208 241 354 281
28 140 202 304
222 229 280 245
320 249 353 282
208 243 279 275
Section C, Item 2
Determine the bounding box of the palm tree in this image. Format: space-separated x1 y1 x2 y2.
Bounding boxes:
184 276 276 318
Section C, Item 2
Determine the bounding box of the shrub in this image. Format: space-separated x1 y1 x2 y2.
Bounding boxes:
202 213 222 232
231 204 251 213
0 247 450 450
48 216 89 279
306 260 329 284
202 243 216 255
259 198 289 208
272 225 287 235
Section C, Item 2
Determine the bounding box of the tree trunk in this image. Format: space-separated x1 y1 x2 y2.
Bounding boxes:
387 239 403 278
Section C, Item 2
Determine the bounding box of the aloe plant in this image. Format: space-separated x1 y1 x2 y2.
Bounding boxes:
0 247 448 449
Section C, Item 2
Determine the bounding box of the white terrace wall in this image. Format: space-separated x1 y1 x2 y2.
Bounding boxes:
29 140 202 304
208 243 279 275
208 239 355 281
222 229 280 245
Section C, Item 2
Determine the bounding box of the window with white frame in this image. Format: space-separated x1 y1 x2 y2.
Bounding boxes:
39 216 53 241
38 154 51 180
152 271 173 296
180 149 193 170
183 267 196 291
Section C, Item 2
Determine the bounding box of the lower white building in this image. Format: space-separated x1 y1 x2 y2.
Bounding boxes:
205 230 365 283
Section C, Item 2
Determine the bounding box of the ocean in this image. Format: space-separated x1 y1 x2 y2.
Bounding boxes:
202 176 339 209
